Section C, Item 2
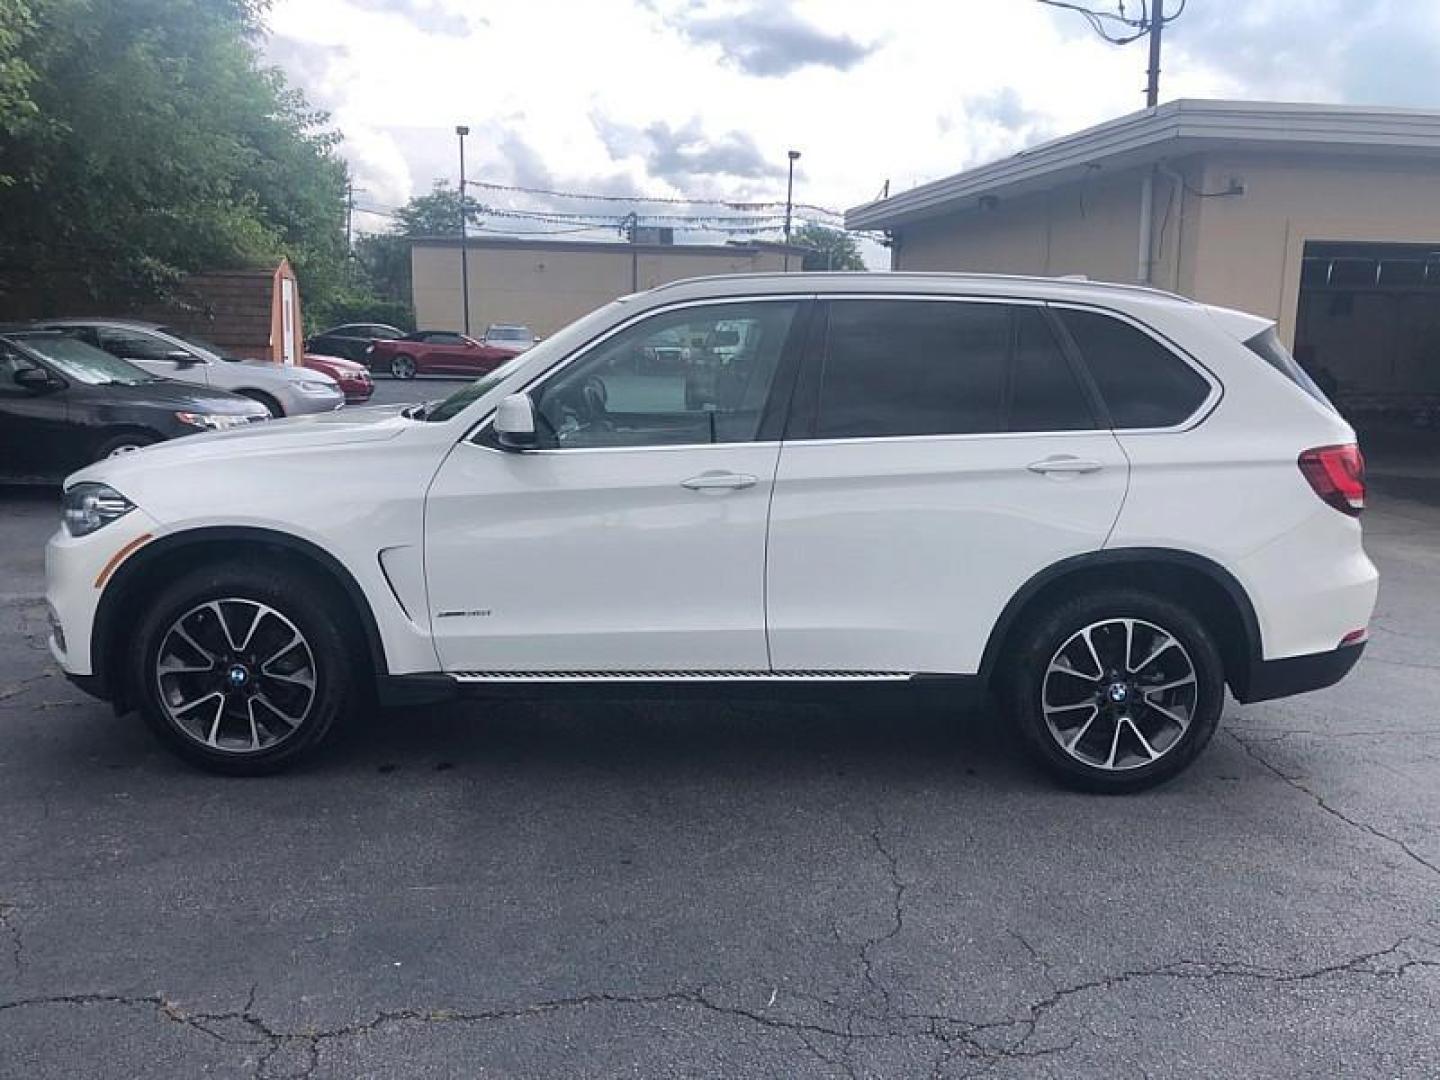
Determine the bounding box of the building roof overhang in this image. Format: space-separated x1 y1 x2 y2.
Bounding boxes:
846 99 1440 231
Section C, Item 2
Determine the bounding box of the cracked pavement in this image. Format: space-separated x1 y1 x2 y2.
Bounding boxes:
2 467 1438 1078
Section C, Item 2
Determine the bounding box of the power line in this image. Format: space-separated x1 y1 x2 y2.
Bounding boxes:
463 177 845 219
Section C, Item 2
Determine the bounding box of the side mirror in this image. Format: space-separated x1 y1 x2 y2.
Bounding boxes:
166 350 199 368
14 367 58 393
494 392 539 451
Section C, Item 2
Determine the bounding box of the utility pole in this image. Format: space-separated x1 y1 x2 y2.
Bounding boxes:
783 149 800 272
345 180 355 256
1145 0 1164 107
455 125 471 336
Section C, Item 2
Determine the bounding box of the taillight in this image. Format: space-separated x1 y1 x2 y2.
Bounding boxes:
1298 443 1365 516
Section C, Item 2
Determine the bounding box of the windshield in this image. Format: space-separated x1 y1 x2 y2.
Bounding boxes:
157 326 226 359
488 327 531 341
15 334 157 385
422 356 523 422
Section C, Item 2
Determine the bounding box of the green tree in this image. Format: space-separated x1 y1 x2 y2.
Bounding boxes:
348 182 481 317
0 0 43 187
0 0 347 315
791 223 866 271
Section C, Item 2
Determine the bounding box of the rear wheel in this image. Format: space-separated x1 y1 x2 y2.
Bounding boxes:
1004 589 1223 793
129 561 357 775
390 354 417 379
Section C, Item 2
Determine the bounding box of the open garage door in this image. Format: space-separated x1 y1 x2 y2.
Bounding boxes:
1296 241 1440 425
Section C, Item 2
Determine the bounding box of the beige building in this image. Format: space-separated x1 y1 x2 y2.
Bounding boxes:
411 237 803 338
847 99 1440 403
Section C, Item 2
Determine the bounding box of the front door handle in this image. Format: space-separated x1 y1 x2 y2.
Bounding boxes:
682 471 758 491
1027 456 1104 475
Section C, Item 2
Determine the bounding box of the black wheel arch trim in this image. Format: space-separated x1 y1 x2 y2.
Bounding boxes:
979 547 1264 692
91 525 389 708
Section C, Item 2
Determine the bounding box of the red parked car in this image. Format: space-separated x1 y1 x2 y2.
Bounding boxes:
366 330 519 379
301 353 374 403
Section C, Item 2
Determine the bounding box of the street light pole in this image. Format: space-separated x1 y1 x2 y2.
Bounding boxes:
783 149 800 271
455 124 471 336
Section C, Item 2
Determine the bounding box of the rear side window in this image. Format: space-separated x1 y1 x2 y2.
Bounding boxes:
1058 309 1210 429
815 301 1095 439
1244 327 1336 411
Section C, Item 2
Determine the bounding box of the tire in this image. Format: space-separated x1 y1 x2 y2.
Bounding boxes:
390 354 417 379
128 560 357 775
94 432 158 461
1003 589 1224 793
237 390 285 418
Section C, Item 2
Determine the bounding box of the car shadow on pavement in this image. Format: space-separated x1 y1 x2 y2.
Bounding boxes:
324 689 1046 790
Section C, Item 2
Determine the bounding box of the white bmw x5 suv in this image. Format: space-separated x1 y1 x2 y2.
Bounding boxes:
45 273 1377 791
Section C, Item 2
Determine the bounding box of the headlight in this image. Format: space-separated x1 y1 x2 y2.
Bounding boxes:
175 411 256 431
296 380 336 395
63 483 135 537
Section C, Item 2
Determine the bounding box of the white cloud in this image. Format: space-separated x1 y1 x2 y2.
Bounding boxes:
263 0 1428 265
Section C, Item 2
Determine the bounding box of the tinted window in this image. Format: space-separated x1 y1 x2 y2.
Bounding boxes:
1058 309 1209 428
427 332 464 344
1010 307 1096 432
533 301 799 448
0 342 43 396
96 327 197 363
1245 327 1335 411
815 301 1095 439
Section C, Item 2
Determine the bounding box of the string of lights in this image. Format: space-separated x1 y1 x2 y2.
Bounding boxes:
463 176 845 219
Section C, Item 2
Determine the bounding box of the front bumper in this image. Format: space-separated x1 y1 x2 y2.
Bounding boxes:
1234 641 1367 704
341 381 374 403
282 388 347 415
45 509 161 679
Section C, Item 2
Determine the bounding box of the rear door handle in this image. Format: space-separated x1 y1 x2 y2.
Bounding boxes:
682 471 758 491
1027 456 1104 475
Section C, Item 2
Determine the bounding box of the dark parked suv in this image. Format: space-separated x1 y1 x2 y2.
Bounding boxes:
0 330 268 483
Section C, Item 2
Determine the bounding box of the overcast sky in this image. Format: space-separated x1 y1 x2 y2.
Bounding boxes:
263 0 1440 262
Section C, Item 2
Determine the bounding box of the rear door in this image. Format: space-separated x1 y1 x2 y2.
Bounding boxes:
765 297 1129 675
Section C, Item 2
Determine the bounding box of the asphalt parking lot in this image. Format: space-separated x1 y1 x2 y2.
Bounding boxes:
1 422 1437 1078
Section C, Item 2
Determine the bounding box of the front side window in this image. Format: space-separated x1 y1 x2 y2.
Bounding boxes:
1058 308 1210 429
531 301 799 449
0 342 44 396
814 301 1096 439
96 328 186 363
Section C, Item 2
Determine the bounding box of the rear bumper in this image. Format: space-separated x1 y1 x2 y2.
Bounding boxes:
1234 641 1366 704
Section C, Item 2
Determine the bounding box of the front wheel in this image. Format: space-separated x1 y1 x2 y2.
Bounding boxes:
390 354 417 379
129 561 357 775
1004 589 1224 793
95 432 158 461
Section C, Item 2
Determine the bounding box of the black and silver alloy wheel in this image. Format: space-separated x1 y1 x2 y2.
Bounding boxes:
1041 618 1197 771
1006 589 1223 792
390 354 416 379
132 560 354 774
155 599 317 754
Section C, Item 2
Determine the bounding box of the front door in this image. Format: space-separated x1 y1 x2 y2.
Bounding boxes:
766 298 1129 675
424 299 805 673
0 344 70 482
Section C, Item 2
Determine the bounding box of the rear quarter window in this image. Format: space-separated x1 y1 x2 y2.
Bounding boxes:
1244 327 1337 411
1058 308 1211 429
